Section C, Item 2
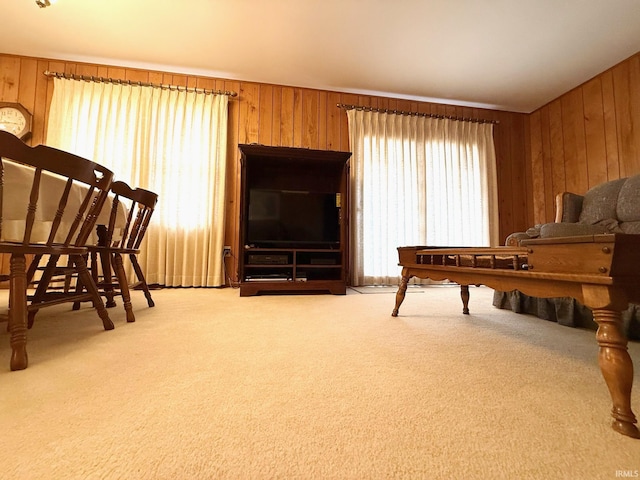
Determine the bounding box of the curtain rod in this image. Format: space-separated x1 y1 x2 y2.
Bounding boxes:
43 70 238 97
336 103 499 125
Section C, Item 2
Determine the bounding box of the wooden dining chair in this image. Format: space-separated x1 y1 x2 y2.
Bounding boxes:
0 130 115 370
73 181 158 323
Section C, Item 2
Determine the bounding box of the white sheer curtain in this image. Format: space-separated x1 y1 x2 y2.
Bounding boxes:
46 77 228 287
347 109 499 286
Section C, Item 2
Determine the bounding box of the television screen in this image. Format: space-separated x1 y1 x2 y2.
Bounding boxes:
247 189 340 248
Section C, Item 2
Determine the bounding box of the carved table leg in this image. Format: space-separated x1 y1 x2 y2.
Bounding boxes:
9 254 28 371
593 308 639 439
460 285 470 315
392 270 411 317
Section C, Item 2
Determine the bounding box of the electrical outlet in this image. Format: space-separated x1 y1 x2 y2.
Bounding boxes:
223 246 232 257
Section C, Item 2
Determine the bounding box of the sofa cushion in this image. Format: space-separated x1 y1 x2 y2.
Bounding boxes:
578 177 627 225
539 222 609 238
616 175 640 222
559 192 584 223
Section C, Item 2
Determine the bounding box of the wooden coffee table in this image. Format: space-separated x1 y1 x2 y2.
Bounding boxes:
392 234 640 439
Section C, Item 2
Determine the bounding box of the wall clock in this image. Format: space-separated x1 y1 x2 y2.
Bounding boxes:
0 102 33 140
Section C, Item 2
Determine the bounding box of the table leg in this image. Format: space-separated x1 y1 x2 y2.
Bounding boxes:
593 307 639 439
392 269 411 317
9 254 28 370
460 285 470 314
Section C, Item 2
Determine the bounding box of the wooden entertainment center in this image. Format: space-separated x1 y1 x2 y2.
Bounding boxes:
237 144 351 296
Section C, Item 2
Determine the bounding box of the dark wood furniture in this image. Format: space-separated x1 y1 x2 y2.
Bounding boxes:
0 131 115 371
238 144 351 296
73 181 158 323
392 234 640 439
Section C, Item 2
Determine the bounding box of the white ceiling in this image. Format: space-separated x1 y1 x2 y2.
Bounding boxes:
2 0 640 113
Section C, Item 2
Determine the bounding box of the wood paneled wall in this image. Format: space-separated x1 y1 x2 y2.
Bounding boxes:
526 52 640 225
1 53 528 282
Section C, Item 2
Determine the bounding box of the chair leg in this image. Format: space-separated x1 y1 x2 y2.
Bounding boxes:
63 256 75 293
27 254 61 328
99 250 117 308
130 254 155 307
72 254 114 331
72 253 91 311
112 253 135 323
26 254 43 285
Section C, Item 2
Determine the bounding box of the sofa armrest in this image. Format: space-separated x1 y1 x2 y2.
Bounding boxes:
555 192 584 223
505 232 533 246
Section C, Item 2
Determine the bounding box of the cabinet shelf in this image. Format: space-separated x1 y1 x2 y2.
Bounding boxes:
245 264 294 268
297 264 341 268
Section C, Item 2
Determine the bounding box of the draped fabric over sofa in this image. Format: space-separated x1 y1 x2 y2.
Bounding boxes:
492 290 640 340
493 174 640 341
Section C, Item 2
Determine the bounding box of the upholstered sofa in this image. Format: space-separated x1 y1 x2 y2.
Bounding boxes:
493 174 640 340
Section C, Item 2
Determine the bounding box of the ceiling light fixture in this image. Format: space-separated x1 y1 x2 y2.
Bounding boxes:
35 0 57 8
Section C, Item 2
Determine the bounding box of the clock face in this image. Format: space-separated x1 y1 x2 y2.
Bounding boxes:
0 104 31 140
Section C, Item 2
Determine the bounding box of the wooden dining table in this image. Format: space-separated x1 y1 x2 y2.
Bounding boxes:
2 159 127 370
2 159 126 244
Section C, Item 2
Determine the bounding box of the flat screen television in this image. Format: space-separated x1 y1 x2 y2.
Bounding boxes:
246 189 340 248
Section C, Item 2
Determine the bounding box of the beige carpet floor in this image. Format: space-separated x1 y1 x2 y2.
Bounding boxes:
0 285 639 479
